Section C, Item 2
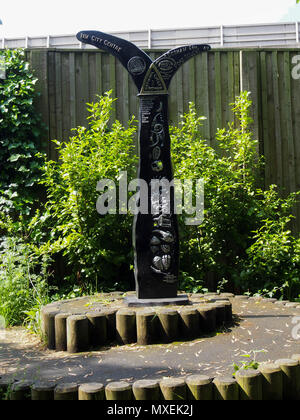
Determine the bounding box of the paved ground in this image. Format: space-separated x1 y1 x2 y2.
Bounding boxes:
1 299 300 385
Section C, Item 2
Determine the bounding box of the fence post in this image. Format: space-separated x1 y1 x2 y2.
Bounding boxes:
220 25 224 46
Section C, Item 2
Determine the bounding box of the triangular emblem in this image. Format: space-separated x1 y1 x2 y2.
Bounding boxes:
140 64 168 95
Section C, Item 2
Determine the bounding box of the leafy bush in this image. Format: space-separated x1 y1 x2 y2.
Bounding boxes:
0 50 49 329
0 236 51 326
32 92 138 291
2 86 300 327
0 49 43 217
171 92 300 297
28 91 300 299
241 215 300 299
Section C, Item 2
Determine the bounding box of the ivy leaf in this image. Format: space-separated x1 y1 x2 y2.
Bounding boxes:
8 154 22 162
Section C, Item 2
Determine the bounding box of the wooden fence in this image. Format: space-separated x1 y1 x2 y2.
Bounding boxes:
26 48 241 159
24 48 300 229
240 49 300 227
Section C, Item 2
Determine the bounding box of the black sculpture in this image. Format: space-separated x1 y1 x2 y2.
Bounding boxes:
76 30 210 306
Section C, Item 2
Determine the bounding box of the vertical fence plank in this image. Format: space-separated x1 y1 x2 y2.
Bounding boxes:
271 51 283 189
182 61 190 116
95 52 103 96
123 68 130 124
118 61 129 125
29 50 49 152
168 68 178 126
240 51 260 150
233 50 240 127
277 52 289 195
194 53 209 140
55 52 63 154
75 52 89 127
227 51 235 123
283 51 297 232
220 51 229 129
88 52 96 102
109 55 117 123
176 66 184 124
265 52 277 188
69 52 76 129
82 52 89 120
215 51 222 131
61 52 71 142
128 61 138 130
260 51 271 189
47 51 58 159
189 57 196 105
199 52 210 141
283 51 296 194
291 52 300 232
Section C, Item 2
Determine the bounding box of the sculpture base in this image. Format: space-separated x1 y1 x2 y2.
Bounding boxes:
41 291 234 353
124 295 189 307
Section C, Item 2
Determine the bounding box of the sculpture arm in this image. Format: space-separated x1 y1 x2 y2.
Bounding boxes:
76 30 153 91
154 44 211 88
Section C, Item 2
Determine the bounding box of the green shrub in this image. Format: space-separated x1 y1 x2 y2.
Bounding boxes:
32 92 138 291
241 216 300 299
28 91 300 299
0 49 43 217
171 92 300 297
2 87 299 316
0 236 51 326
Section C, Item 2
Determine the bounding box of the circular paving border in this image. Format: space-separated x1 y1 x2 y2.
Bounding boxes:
41 292 236 353
1 354 300 400
41 292 300 354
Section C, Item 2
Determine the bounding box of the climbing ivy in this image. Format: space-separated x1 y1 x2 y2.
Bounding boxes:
0 49 43 217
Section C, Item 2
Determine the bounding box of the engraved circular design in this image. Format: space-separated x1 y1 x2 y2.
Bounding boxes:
149 134 160 147
150 130 165 147
127 56 146 76
153 123 164 134
152 146 161 160
157 58 177 78
152 160 163 172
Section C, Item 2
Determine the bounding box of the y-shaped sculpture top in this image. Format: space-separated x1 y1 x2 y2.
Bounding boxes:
77 31 210 94
77 30 210 305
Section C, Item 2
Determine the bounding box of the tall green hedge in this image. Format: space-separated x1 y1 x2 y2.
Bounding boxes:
0 49 43 217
